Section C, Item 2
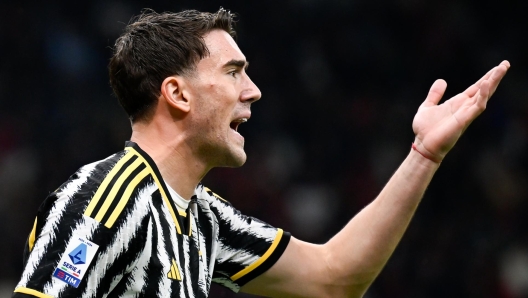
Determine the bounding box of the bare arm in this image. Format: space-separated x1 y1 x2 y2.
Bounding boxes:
241 61 510 297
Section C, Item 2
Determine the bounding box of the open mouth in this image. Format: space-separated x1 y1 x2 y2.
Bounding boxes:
230 118 248 132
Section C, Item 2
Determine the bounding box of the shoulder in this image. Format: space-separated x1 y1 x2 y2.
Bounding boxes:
195 184 229 204
55 150 128 197
193 184 269 230
194 184 234 213
38 150 131 220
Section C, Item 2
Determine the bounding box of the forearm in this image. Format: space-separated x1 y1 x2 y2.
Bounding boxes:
323 147 440 294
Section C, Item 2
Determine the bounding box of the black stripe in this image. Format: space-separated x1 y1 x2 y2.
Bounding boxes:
24 194 78 293
59 211 150 297
210 201 275 256
97 215 151 297
88 154 138 218
141 203 165 297
235 231 291 287
187 235 201 297
100 162 146 225
208 197 293 287
12 292 35 298
195 200 215 295
196 205 213 271
151 190 184 295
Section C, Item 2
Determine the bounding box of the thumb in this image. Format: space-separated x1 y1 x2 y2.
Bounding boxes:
422 79 447 107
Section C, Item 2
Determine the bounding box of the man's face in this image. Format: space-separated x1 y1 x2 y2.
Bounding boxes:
185 29 261 168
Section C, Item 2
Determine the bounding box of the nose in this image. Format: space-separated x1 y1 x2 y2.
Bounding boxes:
240 73 261 104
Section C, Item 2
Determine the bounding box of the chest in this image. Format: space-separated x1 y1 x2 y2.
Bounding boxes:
129 198 215 297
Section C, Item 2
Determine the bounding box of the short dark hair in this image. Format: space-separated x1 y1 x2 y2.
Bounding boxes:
109 8 236 122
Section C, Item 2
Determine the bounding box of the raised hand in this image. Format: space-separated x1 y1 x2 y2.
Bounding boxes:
412 60 510 163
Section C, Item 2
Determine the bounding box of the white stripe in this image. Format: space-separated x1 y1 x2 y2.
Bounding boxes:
211 277 240 292
182 236 195 298
190 209 210 294
17 161 101 293
150 202 174 298
194 198 219 277
158 194 191 297
207 196 277 267
199 187 277 241
119 218 153 298
105 275 123 298
215 246 260 268
79 182 155 297
214 200 276 240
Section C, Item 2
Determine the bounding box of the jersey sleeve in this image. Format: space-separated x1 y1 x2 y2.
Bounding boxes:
205 189 291 292
13 159 151 298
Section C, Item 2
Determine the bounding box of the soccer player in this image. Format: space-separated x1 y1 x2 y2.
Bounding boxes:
12 8 509 298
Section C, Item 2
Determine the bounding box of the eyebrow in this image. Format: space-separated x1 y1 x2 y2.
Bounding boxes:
223 59 249 70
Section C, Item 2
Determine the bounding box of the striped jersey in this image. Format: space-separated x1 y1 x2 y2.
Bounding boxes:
13 142 291 298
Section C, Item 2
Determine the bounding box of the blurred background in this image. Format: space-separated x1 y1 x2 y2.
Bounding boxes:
1 0 527 297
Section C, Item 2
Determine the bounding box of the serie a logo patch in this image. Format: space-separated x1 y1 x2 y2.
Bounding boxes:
53 237 99 288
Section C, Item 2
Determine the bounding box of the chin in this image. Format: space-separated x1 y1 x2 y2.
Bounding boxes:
221 148 247 168
226 153 247 168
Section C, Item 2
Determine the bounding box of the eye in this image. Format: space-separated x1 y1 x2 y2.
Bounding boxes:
228 70 237 78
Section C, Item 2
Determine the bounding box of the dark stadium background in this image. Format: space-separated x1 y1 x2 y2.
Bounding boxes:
1 0 527 297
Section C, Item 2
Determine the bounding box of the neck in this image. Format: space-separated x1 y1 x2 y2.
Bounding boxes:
130 120 210 200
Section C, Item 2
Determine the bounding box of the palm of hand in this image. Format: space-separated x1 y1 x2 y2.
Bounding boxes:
412 61 510 162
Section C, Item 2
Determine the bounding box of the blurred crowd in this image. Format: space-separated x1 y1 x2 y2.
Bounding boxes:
1 0 527 297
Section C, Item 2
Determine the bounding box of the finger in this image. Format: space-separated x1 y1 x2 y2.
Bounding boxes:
475 79 490 110
422 79 447 107
499 60 511 68
463 67 496 97
463 60 510 97
464 80 490 120
487 62 509 96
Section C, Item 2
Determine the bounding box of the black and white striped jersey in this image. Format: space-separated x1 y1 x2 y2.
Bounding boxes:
13 142 291 298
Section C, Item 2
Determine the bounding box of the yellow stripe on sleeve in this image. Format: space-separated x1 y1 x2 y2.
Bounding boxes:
13 287 54 298
231 229 284 281
28 217 37 252
126 147 182 234
104 168 150 228
84 151 135 217
94 158 144 222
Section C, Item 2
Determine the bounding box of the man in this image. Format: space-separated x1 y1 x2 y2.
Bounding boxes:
13 7 509 298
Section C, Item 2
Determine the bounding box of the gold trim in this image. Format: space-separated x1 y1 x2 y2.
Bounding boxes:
204 187 227 202
28 217 38 251
84 152 135 217
94 158 143 222
231 229 284 281
105 168 150 228
14 287 54 298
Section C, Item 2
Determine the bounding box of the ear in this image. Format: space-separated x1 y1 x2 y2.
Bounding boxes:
160 76 191 113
